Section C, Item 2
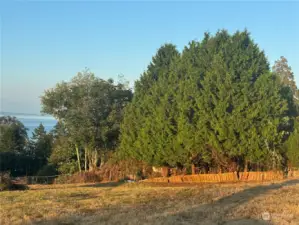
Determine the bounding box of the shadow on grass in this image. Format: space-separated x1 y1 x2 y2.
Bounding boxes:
31 179 299 225
28 181 125 191
157 179 299 225
80 181 124 188
0 183 29 192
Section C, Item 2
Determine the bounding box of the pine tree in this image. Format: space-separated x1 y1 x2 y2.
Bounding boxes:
119 44 180 166
29 123 53 167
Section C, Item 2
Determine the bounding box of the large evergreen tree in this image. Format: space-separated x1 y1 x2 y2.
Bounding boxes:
120 30 293 172
119 44 181 166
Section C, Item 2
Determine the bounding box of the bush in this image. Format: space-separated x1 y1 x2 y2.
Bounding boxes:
37 164 58 176
99 158 152 181
0 172 12 191
54 175 72 184
0 172 28 191
54 171 102 184
57 161 78 175
70 171 102 183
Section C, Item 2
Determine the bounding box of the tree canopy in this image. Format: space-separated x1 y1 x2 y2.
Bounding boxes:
272 56 298 100
0 116 28 154
119 30 295 172
0 117 52 176
41 69 133 171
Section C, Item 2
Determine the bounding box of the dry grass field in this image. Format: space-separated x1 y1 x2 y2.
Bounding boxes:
0 179 299 225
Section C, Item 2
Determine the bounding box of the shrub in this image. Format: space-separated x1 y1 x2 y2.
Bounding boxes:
98 159 152 181
0 172 12 191
54 171 102 184
57 161 78 175
53 175 72 184
37 164 58 176
0 172 28 191
69 171 102 183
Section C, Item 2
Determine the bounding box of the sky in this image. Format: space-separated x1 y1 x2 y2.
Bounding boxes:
0 1 298 114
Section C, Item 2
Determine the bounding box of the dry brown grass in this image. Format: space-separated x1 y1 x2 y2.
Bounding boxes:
0 179 298 225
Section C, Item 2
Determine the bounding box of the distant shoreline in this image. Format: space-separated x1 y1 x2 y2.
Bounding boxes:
0 112 55 120
0 111 48 117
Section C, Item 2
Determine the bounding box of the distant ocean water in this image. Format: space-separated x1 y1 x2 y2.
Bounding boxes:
0 113 57 137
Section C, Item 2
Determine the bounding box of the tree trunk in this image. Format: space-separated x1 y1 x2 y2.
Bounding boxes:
218 165 222 173
93 151 98 170
244 160 249 172
99 151 105 168
191 164 196 175
88 150 98 171
84 147 88 172
109 170 112 181
75 144 81 172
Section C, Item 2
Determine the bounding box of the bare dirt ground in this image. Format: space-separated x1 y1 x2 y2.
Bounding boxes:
0 178 298 225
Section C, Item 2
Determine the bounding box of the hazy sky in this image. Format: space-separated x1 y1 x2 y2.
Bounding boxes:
1 1 298 114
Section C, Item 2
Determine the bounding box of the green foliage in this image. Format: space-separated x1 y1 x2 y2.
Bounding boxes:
49 134 78 174
37 164 57 176
0 117 38 176
0 151 40 176
0 116 28 153
41 69 133 172
29 124 53 168
273 56 298 99
285 117 299 167
120 30 294 171
273 56 299 116
119 44 181 166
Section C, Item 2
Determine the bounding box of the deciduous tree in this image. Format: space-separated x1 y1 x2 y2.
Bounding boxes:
41 69 132 172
